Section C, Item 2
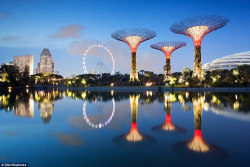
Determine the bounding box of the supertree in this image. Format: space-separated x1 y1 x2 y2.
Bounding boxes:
170 15 229 79
111 28 156 82
150 41 186 81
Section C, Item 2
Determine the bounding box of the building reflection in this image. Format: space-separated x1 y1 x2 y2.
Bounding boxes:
35 90 62 123
113 93 155 147
14 98 34 118
38 100 54 123
152 93 186 133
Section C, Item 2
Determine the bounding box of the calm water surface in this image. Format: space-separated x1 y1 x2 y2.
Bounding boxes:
0 89 250 167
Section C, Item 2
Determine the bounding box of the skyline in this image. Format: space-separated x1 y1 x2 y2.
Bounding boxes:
0 0 250 76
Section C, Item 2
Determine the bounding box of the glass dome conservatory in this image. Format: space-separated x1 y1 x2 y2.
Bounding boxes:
203 51 250 71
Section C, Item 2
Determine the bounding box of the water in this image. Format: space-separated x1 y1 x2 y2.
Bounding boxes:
0 89 250 167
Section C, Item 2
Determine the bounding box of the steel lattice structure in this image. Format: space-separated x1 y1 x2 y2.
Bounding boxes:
150 41 186 80
111 28 156 82
170 15 229 79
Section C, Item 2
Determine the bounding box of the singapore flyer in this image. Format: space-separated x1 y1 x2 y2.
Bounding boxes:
83 44 115 75
83 98 115 129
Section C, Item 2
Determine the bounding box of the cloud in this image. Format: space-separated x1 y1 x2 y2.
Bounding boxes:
51 132 84 147
3 130 19 137
50 24 84 38
2 35 18 41
67 39 102 55
0 13 5 18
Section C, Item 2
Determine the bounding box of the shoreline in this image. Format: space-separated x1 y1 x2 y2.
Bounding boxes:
60 86 250 93
1 86 250 92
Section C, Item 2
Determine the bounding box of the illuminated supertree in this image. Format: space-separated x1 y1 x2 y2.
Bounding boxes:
150 41 186 81
152 93 186 133
111 28 156 82
170 15 229 79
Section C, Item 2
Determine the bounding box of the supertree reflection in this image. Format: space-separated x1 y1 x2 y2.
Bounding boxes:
188 96 209 152
152 93 186 133
172 95 227 158
113 94 155 147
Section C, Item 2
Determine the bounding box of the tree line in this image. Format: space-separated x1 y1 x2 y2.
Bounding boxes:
0 64 249 88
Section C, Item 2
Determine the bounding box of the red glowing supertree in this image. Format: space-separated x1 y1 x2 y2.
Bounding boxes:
111 28 156 82
150 41 186 80
170 15 229 79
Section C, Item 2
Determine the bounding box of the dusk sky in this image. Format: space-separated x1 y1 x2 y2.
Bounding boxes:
0 0 250 77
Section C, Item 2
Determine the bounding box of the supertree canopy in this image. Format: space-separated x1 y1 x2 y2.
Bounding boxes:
150 41 186 80
111 28 156 82
170 15 229 79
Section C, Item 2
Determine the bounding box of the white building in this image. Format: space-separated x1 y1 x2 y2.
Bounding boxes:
203 51 250 71
36 48 54 74
14 55 34 75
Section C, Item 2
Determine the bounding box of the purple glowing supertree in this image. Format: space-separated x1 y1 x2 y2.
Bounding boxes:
170 15 229 79
111 28 156 82
150 41 186 80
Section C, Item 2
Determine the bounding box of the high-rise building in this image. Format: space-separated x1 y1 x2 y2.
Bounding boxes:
14 55 34 75
36 48 54 74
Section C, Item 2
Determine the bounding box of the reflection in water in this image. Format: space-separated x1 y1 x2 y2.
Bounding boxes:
51 132 84 147
188 95 209 152
83 98 116 129
113 94 156 147
14 98 34 118
35 90 62 123
1 89 250 165
126 94 142 142
172 95 227 158
152 93 186 133
0 90 63 123
39 100 54 123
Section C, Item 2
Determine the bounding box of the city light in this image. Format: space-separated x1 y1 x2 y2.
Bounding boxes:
146 82 152 87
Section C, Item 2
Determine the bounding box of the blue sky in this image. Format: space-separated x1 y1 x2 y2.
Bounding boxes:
0 0 249 76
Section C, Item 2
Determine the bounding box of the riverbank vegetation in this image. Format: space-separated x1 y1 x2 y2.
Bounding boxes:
0 64 249 88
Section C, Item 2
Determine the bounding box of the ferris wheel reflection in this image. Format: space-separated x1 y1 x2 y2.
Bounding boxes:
83 98 116 129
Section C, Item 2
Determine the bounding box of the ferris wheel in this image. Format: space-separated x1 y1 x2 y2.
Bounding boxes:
83 44 115 75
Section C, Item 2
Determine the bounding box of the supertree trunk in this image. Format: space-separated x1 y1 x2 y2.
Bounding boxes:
129 52 140 82
193 46 202 79
165 58 171 80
